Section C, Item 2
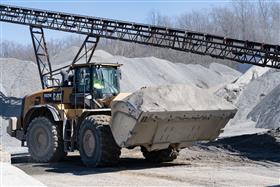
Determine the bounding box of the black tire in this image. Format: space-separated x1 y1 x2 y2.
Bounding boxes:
26 117 66 162
78 115 121 167
141 146 179 162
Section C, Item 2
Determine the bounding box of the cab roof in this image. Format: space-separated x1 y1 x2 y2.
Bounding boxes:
70 62 122 69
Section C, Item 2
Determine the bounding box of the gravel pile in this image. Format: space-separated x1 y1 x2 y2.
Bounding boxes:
124 84 235 112
248 84 280 129
56 50 241 92
216 66 270 104
3 48 280 132
231 69 280 126
0 49 241 99
0 58 41 98
217 66 280 130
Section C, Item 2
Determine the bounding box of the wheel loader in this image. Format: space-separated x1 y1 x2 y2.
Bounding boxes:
7 62 236 166
2 4 279 167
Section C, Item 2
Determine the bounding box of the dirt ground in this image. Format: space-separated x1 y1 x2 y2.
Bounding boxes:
12 129 280 186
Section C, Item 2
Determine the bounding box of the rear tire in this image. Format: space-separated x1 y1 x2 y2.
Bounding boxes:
26 117 66 162
78 115 121 167
141 146 179 162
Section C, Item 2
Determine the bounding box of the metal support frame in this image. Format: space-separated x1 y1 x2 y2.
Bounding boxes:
72 35 100 65
1 4 280 69
30 27 53 89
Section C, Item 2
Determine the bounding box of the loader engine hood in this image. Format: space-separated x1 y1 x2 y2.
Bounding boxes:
111 85 237 151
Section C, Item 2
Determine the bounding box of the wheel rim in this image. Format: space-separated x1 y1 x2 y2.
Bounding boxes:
33 127 49 156
83 129 96 157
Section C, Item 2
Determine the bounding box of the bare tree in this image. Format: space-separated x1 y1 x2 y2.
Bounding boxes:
270 1 280 44
146 9 173 27
256 0 272 42
177 10 214 33
211 7 237 37
232 1 257 41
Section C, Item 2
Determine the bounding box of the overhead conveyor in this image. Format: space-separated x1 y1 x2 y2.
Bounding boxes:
0 4 280 88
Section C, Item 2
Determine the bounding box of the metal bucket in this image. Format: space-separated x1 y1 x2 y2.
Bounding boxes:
111 93 237 151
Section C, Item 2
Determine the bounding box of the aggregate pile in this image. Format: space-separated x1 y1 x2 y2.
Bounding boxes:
2 48 280 133
0 50 241 103
0 49 241 99
54 50 241 92
217 67 280 131
216 66 270 104
0 58 41 98
248 84 280 129
233 69 280 125
123 84 236 112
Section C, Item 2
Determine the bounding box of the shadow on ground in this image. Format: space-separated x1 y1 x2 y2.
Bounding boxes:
0 91 22 118
206 128 280 163
12 153 188 176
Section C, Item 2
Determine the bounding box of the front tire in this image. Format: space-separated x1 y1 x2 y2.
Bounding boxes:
78 115 121 167
141 146 179 162
26 117 66 162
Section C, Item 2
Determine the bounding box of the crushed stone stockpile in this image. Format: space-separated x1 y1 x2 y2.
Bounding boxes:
0 58 41 98
232 69 280 126
0 58 40 151
248 84 280 129
216 66 270 104
0 118 27 154
0 49 241 98
55 49 241 92
217 67 280 130
125 84 236 112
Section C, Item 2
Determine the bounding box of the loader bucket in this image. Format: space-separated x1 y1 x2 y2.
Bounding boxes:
111 85 237 151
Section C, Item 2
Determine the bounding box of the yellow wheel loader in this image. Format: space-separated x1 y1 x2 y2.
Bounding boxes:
8 63 235 166
2 4 279 167
11 63 124 166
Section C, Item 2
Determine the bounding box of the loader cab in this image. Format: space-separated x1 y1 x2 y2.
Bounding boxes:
69 63 122 108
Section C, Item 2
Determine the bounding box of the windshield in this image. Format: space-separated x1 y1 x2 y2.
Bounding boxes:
93 66 120 97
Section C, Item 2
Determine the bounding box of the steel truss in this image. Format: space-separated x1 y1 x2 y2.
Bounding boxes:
0 4 280 69
72 35 100 65
30 27 53 88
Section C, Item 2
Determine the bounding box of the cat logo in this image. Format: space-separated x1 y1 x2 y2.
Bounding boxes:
43 91 63 102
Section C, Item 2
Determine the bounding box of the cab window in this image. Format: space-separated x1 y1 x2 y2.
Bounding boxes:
75 67 91 93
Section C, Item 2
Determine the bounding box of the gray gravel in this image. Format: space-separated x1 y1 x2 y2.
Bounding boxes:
249 84 280 129
12 131 280 186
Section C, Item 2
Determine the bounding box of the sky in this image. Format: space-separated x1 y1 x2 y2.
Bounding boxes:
0 0 230 44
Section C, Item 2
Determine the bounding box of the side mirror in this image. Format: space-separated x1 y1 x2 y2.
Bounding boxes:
117 69 122 80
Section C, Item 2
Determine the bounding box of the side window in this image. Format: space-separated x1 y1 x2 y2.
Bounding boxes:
75 67 91 93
